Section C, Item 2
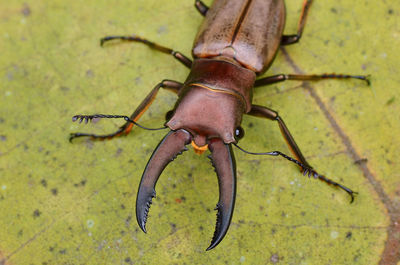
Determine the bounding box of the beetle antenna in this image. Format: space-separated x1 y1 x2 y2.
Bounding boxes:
233 143 357 203
72 114 167 131
233 143 314 170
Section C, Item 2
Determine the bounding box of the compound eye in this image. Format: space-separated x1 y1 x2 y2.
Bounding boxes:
235 126 245 140
165 110 174 121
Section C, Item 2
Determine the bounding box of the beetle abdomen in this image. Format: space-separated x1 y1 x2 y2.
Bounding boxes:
193 0 285 74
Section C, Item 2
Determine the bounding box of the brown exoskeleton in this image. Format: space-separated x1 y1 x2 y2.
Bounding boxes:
71 0 370 250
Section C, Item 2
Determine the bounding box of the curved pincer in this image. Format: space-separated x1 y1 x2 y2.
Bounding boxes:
207 138 237 251
136 129 192 233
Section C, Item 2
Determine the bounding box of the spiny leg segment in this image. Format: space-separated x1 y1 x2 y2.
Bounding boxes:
246 105 357 202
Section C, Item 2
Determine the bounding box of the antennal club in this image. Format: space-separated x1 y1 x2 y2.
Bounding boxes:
72 114 167 131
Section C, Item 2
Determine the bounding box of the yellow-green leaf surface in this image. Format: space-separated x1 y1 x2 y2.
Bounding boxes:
1 0 398 264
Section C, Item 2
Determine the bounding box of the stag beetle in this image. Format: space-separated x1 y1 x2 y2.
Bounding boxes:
70 0 369 250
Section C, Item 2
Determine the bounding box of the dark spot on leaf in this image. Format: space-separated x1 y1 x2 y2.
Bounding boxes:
21 4 31 16
270 253 280 264
325 218 330 226
86 69 94 78
59 249 66 254
74 179 86 187
60 86 70 92
125 215 132 226
386 96 395 105
135 77 142 85
157 25 168 34
124 257 132 263
18 229 23 236
115 148 123 157
199 225 203 231
40 179 47 187
121 204 125 209
388 9 394 15
33 209 41 218
170 223 177 233
51 188 58 195
180 196 186 202
49 246 54 252
346 231 352 239
0 135 6 142
6 71 14 81
330 7 337 13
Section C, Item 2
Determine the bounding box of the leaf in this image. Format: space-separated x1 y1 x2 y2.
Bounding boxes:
0 0 398 264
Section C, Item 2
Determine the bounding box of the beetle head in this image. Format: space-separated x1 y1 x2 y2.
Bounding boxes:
166 84 246 148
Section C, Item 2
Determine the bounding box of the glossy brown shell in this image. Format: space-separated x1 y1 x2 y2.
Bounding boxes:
192 0 286 74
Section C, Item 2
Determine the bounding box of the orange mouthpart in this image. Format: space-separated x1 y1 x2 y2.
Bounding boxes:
191 141 208 155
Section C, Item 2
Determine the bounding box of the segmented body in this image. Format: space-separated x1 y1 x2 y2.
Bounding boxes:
193 0 286 73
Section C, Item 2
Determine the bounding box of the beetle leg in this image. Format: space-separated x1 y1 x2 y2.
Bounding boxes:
136 129 192 232
101 35 192 68
247 104 357 200
248 105 310 168
254 73 370 87
194 0 209 16
281 0 312 45
69 80 182 142
207 138 236 250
